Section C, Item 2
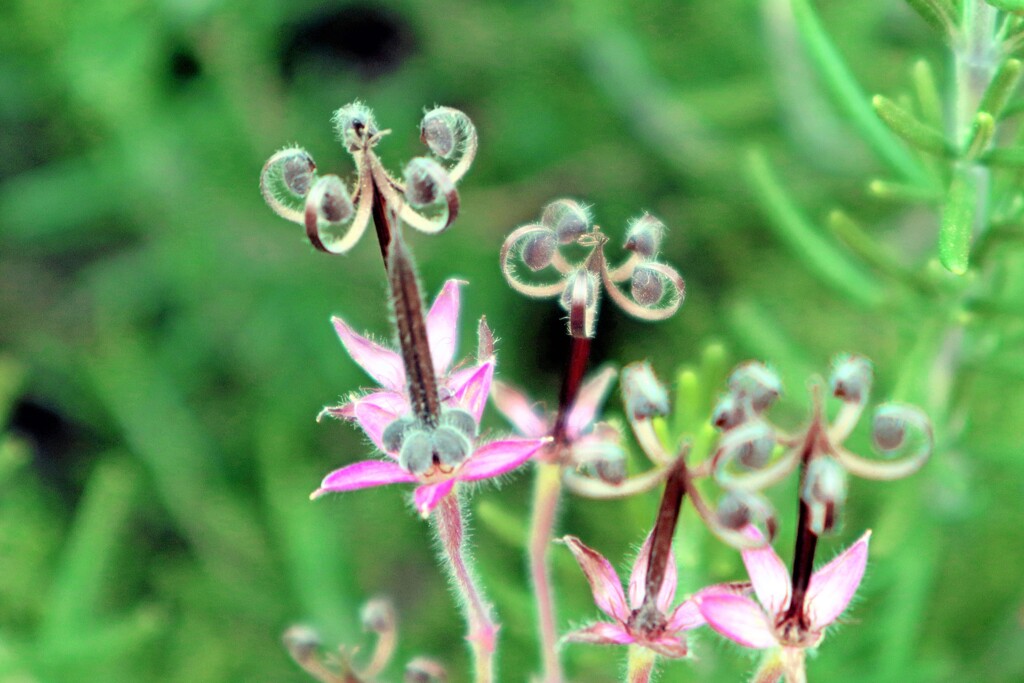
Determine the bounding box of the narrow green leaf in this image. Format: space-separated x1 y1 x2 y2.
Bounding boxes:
985 0 1024 12
828 209 934 293
745 149 886 307
873 95 956 157
912 59 945 130
939 166 979 274
977 58 1022 119
868 178 943 203
905 0 957 36
964 112 996 159
789 0 931 185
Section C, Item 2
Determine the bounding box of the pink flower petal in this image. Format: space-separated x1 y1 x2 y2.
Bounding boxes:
356 390 410 415
458 437 547 481
805 530 871 630
565 366 617 438
414 479 456 517
668 582 748 632
627 532 677 613
450 360 494 423
354 400 404 453
562 535 630 622
332 316 406 391
698 593 778 649
317 402 356 422
426 280 464 375
490 380 549 438
563 621 634 646
646 634 689 659
740 525 792 616
312 460 417 498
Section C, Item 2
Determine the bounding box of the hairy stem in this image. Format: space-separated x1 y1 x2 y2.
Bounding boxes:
370 173 394 263
432 491 497 683
527 462 564 683
783 421 821 626
626 644 658 683
641 456 687 611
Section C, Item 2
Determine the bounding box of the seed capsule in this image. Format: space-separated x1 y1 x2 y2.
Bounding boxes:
309 175 354 224
872 406 907 451
728 361 782 413
431 425 472 467
382 416 417 453
711 393 745 431
829 354 873 403
541 199 591 244
399 429 434 474
521 230 557 271
421 108 457 158
281 151 316 196
441 408 478 438
624 214 665 259
621 362 669 420
332 101 378 151
404 157 447 207
631 266 664 305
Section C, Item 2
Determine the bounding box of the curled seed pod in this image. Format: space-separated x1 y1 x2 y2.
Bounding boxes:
406 657 448 683
441 408 478 438
421 108 457 158
282 625 321 664
541 199 591 244
728 361 782 413
308 175 355 225
360 598 396 633
382 416 417 453
716 491 752 530
712 393 745 431
872 406 907 452
281 150 316 196
830 354 873 403
623 214 665 259
332 101 378 151
802 456 847 535
404 157 451 208
630 265 665 306
594 456 627 486
621 362 669 420
431 425 472 467
521 230 557 271
735 428 776 470
399 429 433 474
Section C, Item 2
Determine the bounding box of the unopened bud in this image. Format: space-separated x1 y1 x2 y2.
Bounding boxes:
441 408 478 438
282 625 321 664
829 354 873 403
383 416 417 453
631 265 664 306
624 214 665 259
360 598 396 633
281 150 316 196
421 108 457 158
541 199 591 244
332 101 378 151
308 175 354 225
872 406 907 451
711 393 745 431
404 157 450 208
621 362 669 420
521 230 557 271
431 425 472 467
728 362 782 413
399 429 433 474
405 657 448 682
803 457 847 535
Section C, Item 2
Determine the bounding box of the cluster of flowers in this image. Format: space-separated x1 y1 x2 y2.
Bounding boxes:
259 103 932 683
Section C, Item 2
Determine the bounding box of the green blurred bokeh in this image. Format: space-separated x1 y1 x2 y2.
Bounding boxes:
2 0 1023 681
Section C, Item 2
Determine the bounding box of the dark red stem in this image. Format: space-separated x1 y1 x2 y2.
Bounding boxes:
551 335 591 443
370 175 393 264
642 457 688 609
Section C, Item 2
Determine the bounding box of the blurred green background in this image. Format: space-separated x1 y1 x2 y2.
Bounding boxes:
2 0 1023 681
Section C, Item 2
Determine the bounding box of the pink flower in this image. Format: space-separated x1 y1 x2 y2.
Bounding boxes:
561 534 742 658
313 279 549 516
697 527 870 652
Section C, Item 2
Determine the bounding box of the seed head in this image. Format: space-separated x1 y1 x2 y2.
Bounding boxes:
728 362 782 413
541 199 591 244
521 230 557 271
829 354 873 403
332 101 378 151
623 214 665 259
631 265 664 306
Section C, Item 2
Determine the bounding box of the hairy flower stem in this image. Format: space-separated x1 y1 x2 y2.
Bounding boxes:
641 456 687 612
752 649 785 683
387 238 441 427
432 491 498 683
626 644 658 683
552 335 593 441
783 420 821 627
370 176 394 263
527 462 564 683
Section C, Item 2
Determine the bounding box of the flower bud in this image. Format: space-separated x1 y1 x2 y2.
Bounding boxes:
405 657 448 683
360 597 396 633
624 214 665 259
872 406 907 452
728 361 782 413
308 175 354 225
521 230 557 271
404 157 450 208
382 416 417 453
711 393 745 431
431 425 472 467
441 408 478 438
541 199 591 244
281 150 316 196
282 625 321 665
421 108 457 159
399 429 433 474
332 101 378 151
630 265 664 306
621 362 669 420
829 354 873 403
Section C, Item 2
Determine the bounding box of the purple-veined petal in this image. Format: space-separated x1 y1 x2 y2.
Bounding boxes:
561 535 630 622
332 316 406 391
450 360 495 423
490 380 549 438
458 437 547 481
668 582 748 632
646 634 689 659
804 530 871 630
698 593 778 649
562 621 634 646
415 479 456 517
740 525 792 616
354 400 405 453
311 460 417 499
565 366 617 439
426 279 464 375
627 532 677 612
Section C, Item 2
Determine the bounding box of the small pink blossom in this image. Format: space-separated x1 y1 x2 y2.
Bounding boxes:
561 534 743 658
697 526 870 653
313 279 548 516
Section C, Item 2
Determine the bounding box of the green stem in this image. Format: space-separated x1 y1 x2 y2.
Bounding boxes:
527 463 564 683
625 645 657 683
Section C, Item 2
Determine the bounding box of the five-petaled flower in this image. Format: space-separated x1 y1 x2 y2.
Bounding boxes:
313 279 549 516
697 526 870 653
561 534 742 658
